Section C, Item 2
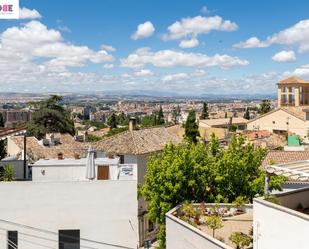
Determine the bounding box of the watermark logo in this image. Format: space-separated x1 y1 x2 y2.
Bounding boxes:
0 0 19 19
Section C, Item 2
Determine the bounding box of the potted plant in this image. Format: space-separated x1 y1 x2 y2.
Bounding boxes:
229 232 252 249
232 196 247 215
297 203 304 212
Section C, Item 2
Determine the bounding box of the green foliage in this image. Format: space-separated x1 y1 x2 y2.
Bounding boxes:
157 106 165 125
87 134 103 142
140 134 285 247
0 112 4 127
232 196 248 209
264 195 280 205
104 127 128 137
258 99 273 114
229 232 252 249
27 95 75 139
229 124 237 132
206 215 223 237
1 164 14 181
243 108 250 120
82 120 107 130
184 110 199 143
116 112 130 126
107 113 117 129
200 102 209 119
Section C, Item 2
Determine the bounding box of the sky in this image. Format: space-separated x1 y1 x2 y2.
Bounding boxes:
0 0 309 95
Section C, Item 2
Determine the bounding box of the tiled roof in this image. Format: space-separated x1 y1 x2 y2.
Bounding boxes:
93 125 183 155
262 151 309 168
199 117 248 127
278 76 309 84
11 133 88 161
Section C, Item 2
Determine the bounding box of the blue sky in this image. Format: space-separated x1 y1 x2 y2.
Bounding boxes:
0 0 309 95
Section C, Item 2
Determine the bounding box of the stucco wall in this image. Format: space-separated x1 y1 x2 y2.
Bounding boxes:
166 208 232 249
0 181 138 249
247 109 307 137
253 198 309 249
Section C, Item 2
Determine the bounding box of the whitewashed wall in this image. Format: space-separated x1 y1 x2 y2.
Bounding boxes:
0 181 138 249
166 207 232 249
253 196 309 249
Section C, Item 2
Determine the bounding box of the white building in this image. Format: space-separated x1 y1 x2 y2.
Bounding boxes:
0 155 153 249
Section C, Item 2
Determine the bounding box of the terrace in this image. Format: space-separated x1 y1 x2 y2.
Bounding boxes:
166 203 253 249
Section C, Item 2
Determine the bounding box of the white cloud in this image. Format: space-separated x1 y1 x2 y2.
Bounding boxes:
179 38 199 48
293 64 309 78
101 44 116 52
134 69 154 77
233 37 269 48
19 7 41 19
131 21 155 40
103 64 114 69
58 26 71 33
162 15 238 48
120 47 248 69
272 50 296 62
162 73 189 82
234 19 309 53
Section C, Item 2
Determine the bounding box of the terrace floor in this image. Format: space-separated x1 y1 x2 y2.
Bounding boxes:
199 210 253 248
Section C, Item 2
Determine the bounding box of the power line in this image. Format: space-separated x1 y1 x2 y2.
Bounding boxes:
0 218 135 249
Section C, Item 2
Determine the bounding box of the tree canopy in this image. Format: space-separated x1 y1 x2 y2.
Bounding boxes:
200 102 209 119
184 110 199 143
258 100 272 114
140 134 285 248
27 95 75 139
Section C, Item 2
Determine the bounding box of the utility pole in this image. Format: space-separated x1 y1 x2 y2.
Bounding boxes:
23 132 27 179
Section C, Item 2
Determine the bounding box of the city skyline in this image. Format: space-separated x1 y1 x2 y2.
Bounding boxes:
0 0 309 94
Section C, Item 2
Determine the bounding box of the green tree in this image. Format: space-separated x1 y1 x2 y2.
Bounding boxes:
229 232 252 249
200 102 209 119
206 215 223 237
107 113 117 129
0 113 6 159
27 95 75 139
140 114 157 128
116 112 129 126
1 164 14 181
259 100 272 114
156 106 165 125
140 135 285 247
184 110 199 143
243 108 250 120
171 105 181 124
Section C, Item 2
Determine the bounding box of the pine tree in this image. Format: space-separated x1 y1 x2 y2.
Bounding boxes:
244 108 250 120
184 110 199 143
107 113 117 129
157 106 165 125
0 113 6 159
200 102 209 119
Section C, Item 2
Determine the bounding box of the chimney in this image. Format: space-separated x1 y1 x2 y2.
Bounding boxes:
57 152 64 160
129 117 137 131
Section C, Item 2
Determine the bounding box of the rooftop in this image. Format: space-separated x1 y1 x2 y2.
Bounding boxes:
93 125 183 155
199 117 248 127
262 151 309 169
278 76 309 84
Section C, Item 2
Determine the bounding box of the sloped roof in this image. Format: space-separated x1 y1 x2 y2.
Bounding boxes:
93 125 183 155
278 76 309 84
247 108 306 124
199 117 248 127
262 151 309 168
10 133 88 161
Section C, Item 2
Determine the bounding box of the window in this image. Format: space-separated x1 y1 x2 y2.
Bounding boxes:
119 155 124 164
8 231 18 249
59 230 80 249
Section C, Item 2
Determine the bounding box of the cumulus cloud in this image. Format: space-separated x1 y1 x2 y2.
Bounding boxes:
179 38 199 48
131 21 155 40
103 64 114 69
134 69 154 76
233 37 269 48
120 47 248 69
293 64 309 78
272 50 296 62
162 73 189 82
234 19 309 53
163 15 238 48
19 7 41 19
101 44 116 52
